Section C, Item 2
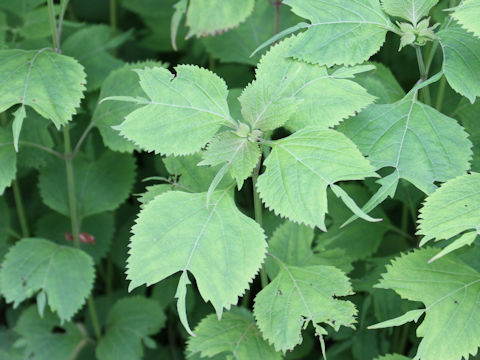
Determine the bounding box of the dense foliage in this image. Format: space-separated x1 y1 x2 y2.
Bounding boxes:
0 0 479 359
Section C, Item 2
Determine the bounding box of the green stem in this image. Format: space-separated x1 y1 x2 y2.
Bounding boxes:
47 0 59 50
415 46 431 105
252 161 268 288
110 0 117 35
57 0 70 49
0 112 6 127
435 75 447 111
87 296 102 339
12 180 29 237
63 127 80 249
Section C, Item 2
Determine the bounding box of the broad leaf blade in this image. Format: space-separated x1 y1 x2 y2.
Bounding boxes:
451 0 480 38
381 0 438 24
1 238 94 321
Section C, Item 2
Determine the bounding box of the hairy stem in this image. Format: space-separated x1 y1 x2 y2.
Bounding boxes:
415 46 431 105
12 180 29 238
252 161 268 288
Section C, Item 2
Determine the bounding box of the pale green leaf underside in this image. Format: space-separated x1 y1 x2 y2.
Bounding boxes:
114 65 231 156
451 0 480 38
254 261 356 352
0 128 16 195
187 307 281 360
377 248 480 360
417 172 480 251
283 0 393 66
199 131 260 189
0 49 86 128
39 151 136 219
1 238 94 322
15 307 85 360
93 61 167 153
96 297 166 360
257 127 377 230
381 0 438 24
438 24 480 103
127 190 266 334
339 91 472 195
185 0 254 38
375 355 411 360
240 36 376 131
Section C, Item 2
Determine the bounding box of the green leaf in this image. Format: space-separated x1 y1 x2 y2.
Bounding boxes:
240 36 375 131
1 238 94 321
339 88 472 195
376 248 480 360
39 151 136 219
438 23 480 103
185 0 255 38
375 355 411 360
417 172 480 260
202 0 300 65
127 190 267 334
187 307 281 360
63 25 128 92
254 258 356 352
199 130 260 189
455 99 480 171
96 297 166 360
381 0 438 24
282 0 394 66
18 5 59 41
368 309 424 329
170 0 187 51
163 152 232 192
265 221 354 277
110 65 232 156
35 212 115 263
257 127 378 230
93 61 167 153
15 306 86 360
451 0 480 38
352 62 405 104
0 49 86 141
137 184 172 208
0 128 16 195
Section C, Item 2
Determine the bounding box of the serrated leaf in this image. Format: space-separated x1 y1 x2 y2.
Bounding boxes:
0 49 86 140
417 172 480 259
240 36 375 131
187 307 281 360
127 190 267 334
138 184 172 208
451 0 480 38
375 355 410 360
339 87 472 196
92 61 167 153
163 152 232 192
265 221 354 277
63 25 128 92
199 131 260 189
39 151 136 219
185 0 255 38
381 0 438 24
202 0 300 65
15 306 86 360
0 127 16 195
111 65 233 156
282 0 394 66
254 259 356 352
376 248 480 360
438 23 480 103
96 297 166 360
1 238 94 321
35 212 115 263
455 99 480 171
352 62 405 104
257 127 378 230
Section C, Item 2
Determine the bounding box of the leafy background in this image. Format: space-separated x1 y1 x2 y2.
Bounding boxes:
0 0 479 359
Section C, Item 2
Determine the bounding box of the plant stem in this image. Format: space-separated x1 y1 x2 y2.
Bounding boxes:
57 0 70 50
63 127 80 248
252 161 268 288
87 296 102 339
19 141 65 159
435 75 447 111
110 0 117 35
274 1 281 35
47 0 59 50
415 46 431 105
12 180 29 237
